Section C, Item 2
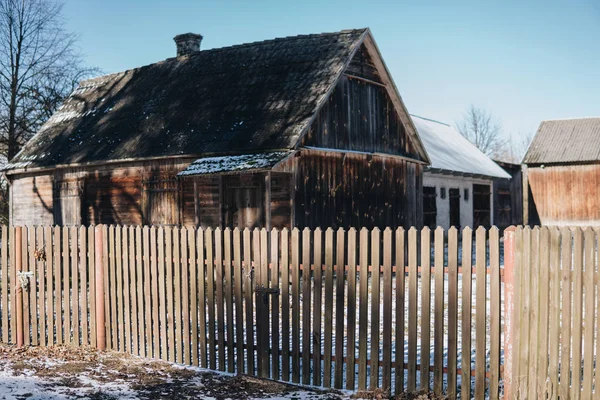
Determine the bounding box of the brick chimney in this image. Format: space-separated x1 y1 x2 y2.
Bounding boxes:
173 33 203 57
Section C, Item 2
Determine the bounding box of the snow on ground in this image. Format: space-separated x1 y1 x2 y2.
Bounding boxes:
0 344 350 400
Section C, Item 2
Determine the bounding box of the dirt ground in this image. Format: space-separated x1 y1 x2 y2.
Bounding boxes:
0 344 349 400
0 344 445 400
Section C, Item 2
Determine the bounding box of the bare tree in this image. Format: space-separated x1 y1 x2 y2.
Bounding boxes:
0 0 98 161
496 131 534 163
456 105 506 158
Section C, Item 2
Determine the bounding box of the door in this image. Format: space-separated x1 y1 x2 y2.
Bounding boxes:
423 186 437 229
54 179 83 226
473 184 491 228
143 176 180 226
224 185 263 229
449 188 460 229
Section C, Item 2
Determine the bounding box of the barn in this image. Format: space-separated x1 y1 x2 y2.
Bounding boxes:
3 29 429 230
523 117 600 226
410 115 511 230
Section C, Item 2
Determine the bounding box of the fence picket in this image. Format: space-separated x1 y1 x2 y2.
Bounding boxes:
259 228 269 377
407 227 418 391
242 228 254 375
382 228 393 392
447 227 458 399
9 227 16 344
233 228 243 372
108 225 116 349
181 227 191 365
54 226 62 344
174 227 184 364
121 227 129 353
291 228 301 383
151 226 161 360
29 226 37 346
489 227 501 400
461 227 473 399
189 227 199 367
313 227 323 387
115 226 122 350
302 228 312 385
253 228 263 375
558 227 571 399
37 227 46 346
135 226 144 356
420 227 431 392
571 228 583 400
129 226 138 356
62 226 70 345
143 227 153 358
79 226 88 346
346 228 357 390
370 227 381 390
582 228 595 398
394 228 405 395
47 226 55 346
158 227 167 360
334 228 345 389
433 227 444 394
1 226 7 343
166 227 175 361
475 226 487 399
280 228 289 380
547 228 560 399
323 228 333 387
197 228 207 368
224 228 234 372
358 227 369 390
538 227 550 398
270 228 280 379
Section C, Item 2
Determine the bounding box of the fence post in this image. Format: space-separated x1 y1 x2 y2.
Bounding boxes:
503 226 517 399
95 225 106 350
15 226 23 347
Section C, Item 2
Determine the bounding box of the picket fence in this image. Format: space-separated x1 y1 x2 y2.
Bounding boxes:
0 225 506 398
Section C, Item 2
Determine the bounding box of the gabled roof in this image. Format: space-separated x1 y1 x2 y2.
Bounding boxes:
411 115 510 179
523 117 600 164
6 28 428 172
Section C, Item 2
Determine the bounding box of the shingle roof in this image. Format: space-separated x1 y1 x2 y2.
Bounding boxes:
411 115 510 179
7 29 370 170
523 118 600 164
177 151 292 176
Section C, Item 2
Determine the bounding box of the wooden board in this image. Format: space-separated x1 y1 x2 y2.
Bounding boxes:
475 227 487 399
358 228 369 390
407 228 418 391
559 227 572 399
79 226 88 346
433 227 444 394
461 227 473 399
302 228 312 385
370 228 381 390
489 227 501 400
37 227 46 346
223 229 234 372
115 226 123 350
166 227 175 361
291 228 301 383
151 227 161 360
334 228 345 389
280 228 289 381
323 228 333 387
197 228 208 368
382 228 393 391
158 227 168 360
121 227 130 353
447 227 458 399
419 227 431 391
189 227 199 366
174 227 183 364
270 228 280 379
394 228 405 395
346 228 357 390
243 228 254 375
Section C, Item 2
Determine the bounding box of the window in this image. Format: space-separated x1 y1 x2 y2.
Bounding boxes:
440 187 446 199
464 188 469 201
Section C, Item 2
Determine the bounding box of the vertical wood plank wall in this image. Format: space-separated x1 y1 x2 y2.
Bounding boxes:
4 224 596 397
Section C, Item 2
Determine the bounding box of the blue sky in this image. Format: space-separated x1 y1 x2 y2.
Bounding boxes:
63 0 600 144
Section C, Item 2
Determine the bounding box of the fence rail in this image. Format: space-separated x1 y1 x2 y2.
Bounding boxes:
0 225 508 398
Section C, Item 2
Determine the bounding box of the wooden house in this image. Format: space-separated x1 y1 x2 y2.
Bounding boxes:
3 29 429 230
410 115 511 230
523 117 600 226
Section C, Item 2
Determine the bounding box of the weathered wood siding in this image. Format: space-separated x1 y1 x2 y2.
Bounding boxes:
301 75 420 160
10 174 54 226
293 149 422 230
527 163 600 225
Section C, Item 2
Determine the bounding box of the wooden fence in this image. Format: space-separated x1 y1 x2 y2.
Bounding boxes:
0 225 507 398
504 226 600 399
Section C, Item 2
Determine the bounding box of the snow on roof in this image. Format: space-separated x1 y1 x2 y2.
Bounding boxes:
178 151 292 177
411 115 511 179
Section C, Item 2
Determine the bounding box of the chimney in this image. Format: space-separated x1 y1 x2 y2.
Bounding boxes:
173 33 203 57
